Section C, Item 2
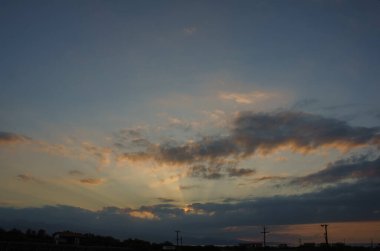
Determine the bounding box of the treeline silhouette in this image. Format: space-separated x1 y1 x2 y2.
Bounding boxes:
0 228 225 251
0 227 154 248
0 227 379 251
0 228 51 243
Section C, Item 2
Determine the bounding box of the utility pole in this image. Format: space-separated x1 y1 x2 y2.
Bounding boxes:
321 224 329 246
261 226 269 247
175 230 180 247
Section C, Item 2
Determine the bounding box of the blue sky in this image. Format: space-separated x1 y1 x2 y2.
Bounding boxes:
1 0 380 245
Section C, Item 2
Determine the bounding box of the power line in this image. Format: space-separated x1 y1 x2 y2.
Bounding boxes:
321 224 329 246
175 230 180 247
261 226 269 247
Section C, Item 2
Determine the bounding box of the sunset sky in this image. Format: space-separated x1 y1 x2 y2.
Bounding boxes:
1 0 380 245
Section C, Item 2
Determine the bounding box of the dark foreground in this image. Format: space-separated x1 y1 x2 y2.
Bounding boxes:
1 242 380 251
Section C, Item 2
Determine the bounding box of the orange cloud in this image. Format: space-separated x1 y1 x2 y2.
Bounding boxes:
128 210 159 220
35 141 76 157
182 205 215 216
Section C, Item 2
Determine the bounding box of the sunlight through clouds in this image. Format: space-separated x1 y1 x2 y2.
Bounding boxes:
1 0 379 245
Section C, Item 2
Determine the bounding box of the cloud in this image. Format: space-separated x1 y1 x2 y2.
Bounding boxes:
128 210 159 220
182 204 215 216
156 197 177 203
82 142 112 167
183 26 197 35
0 132 87 160
34 141 77 157
79 178 104 185
179 185 200 190
168 117 200 132
68 170 84 176
232 111 379 154
219 91 275 104
0 131 30 145
116 111 380 179
291 154 380 186
252 175 287 183
16 174 42 184
187 164 224 180
227 168 256 177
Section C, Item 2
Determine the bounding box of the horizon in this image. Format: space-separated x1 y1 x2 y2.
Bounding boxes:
1 222 380 247
1 0 380 246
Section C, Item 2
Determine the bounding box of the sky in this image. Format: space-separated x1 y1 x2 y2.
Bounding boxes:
1 0 380 246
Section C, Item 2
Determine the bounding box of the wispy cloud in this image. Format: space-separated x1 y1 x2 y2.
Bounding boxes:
252 175 287 183
227 168 256 177
219 91 276 104
79 178 104 185
0 131 30 145
183 26 197 36
68 170 84 176
16 174 43 184
35 141 77 157
82 142 112 168
0 132 87 160
168 117 200 132
179 185 200 190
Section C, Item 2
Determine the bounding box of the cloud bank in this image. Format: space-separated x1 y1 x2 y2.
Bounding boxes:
1 178 379 244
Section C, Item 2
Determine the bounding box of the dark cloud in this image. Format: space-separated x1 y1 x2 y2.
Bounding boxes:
291 154 380 186
187 164 223 180
0 131 30 145
156 197 177 203
179 185 200 190
1 179 379 244
252 176 287 183
227 168 255 177
117 111 380 179
232 111 379 155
